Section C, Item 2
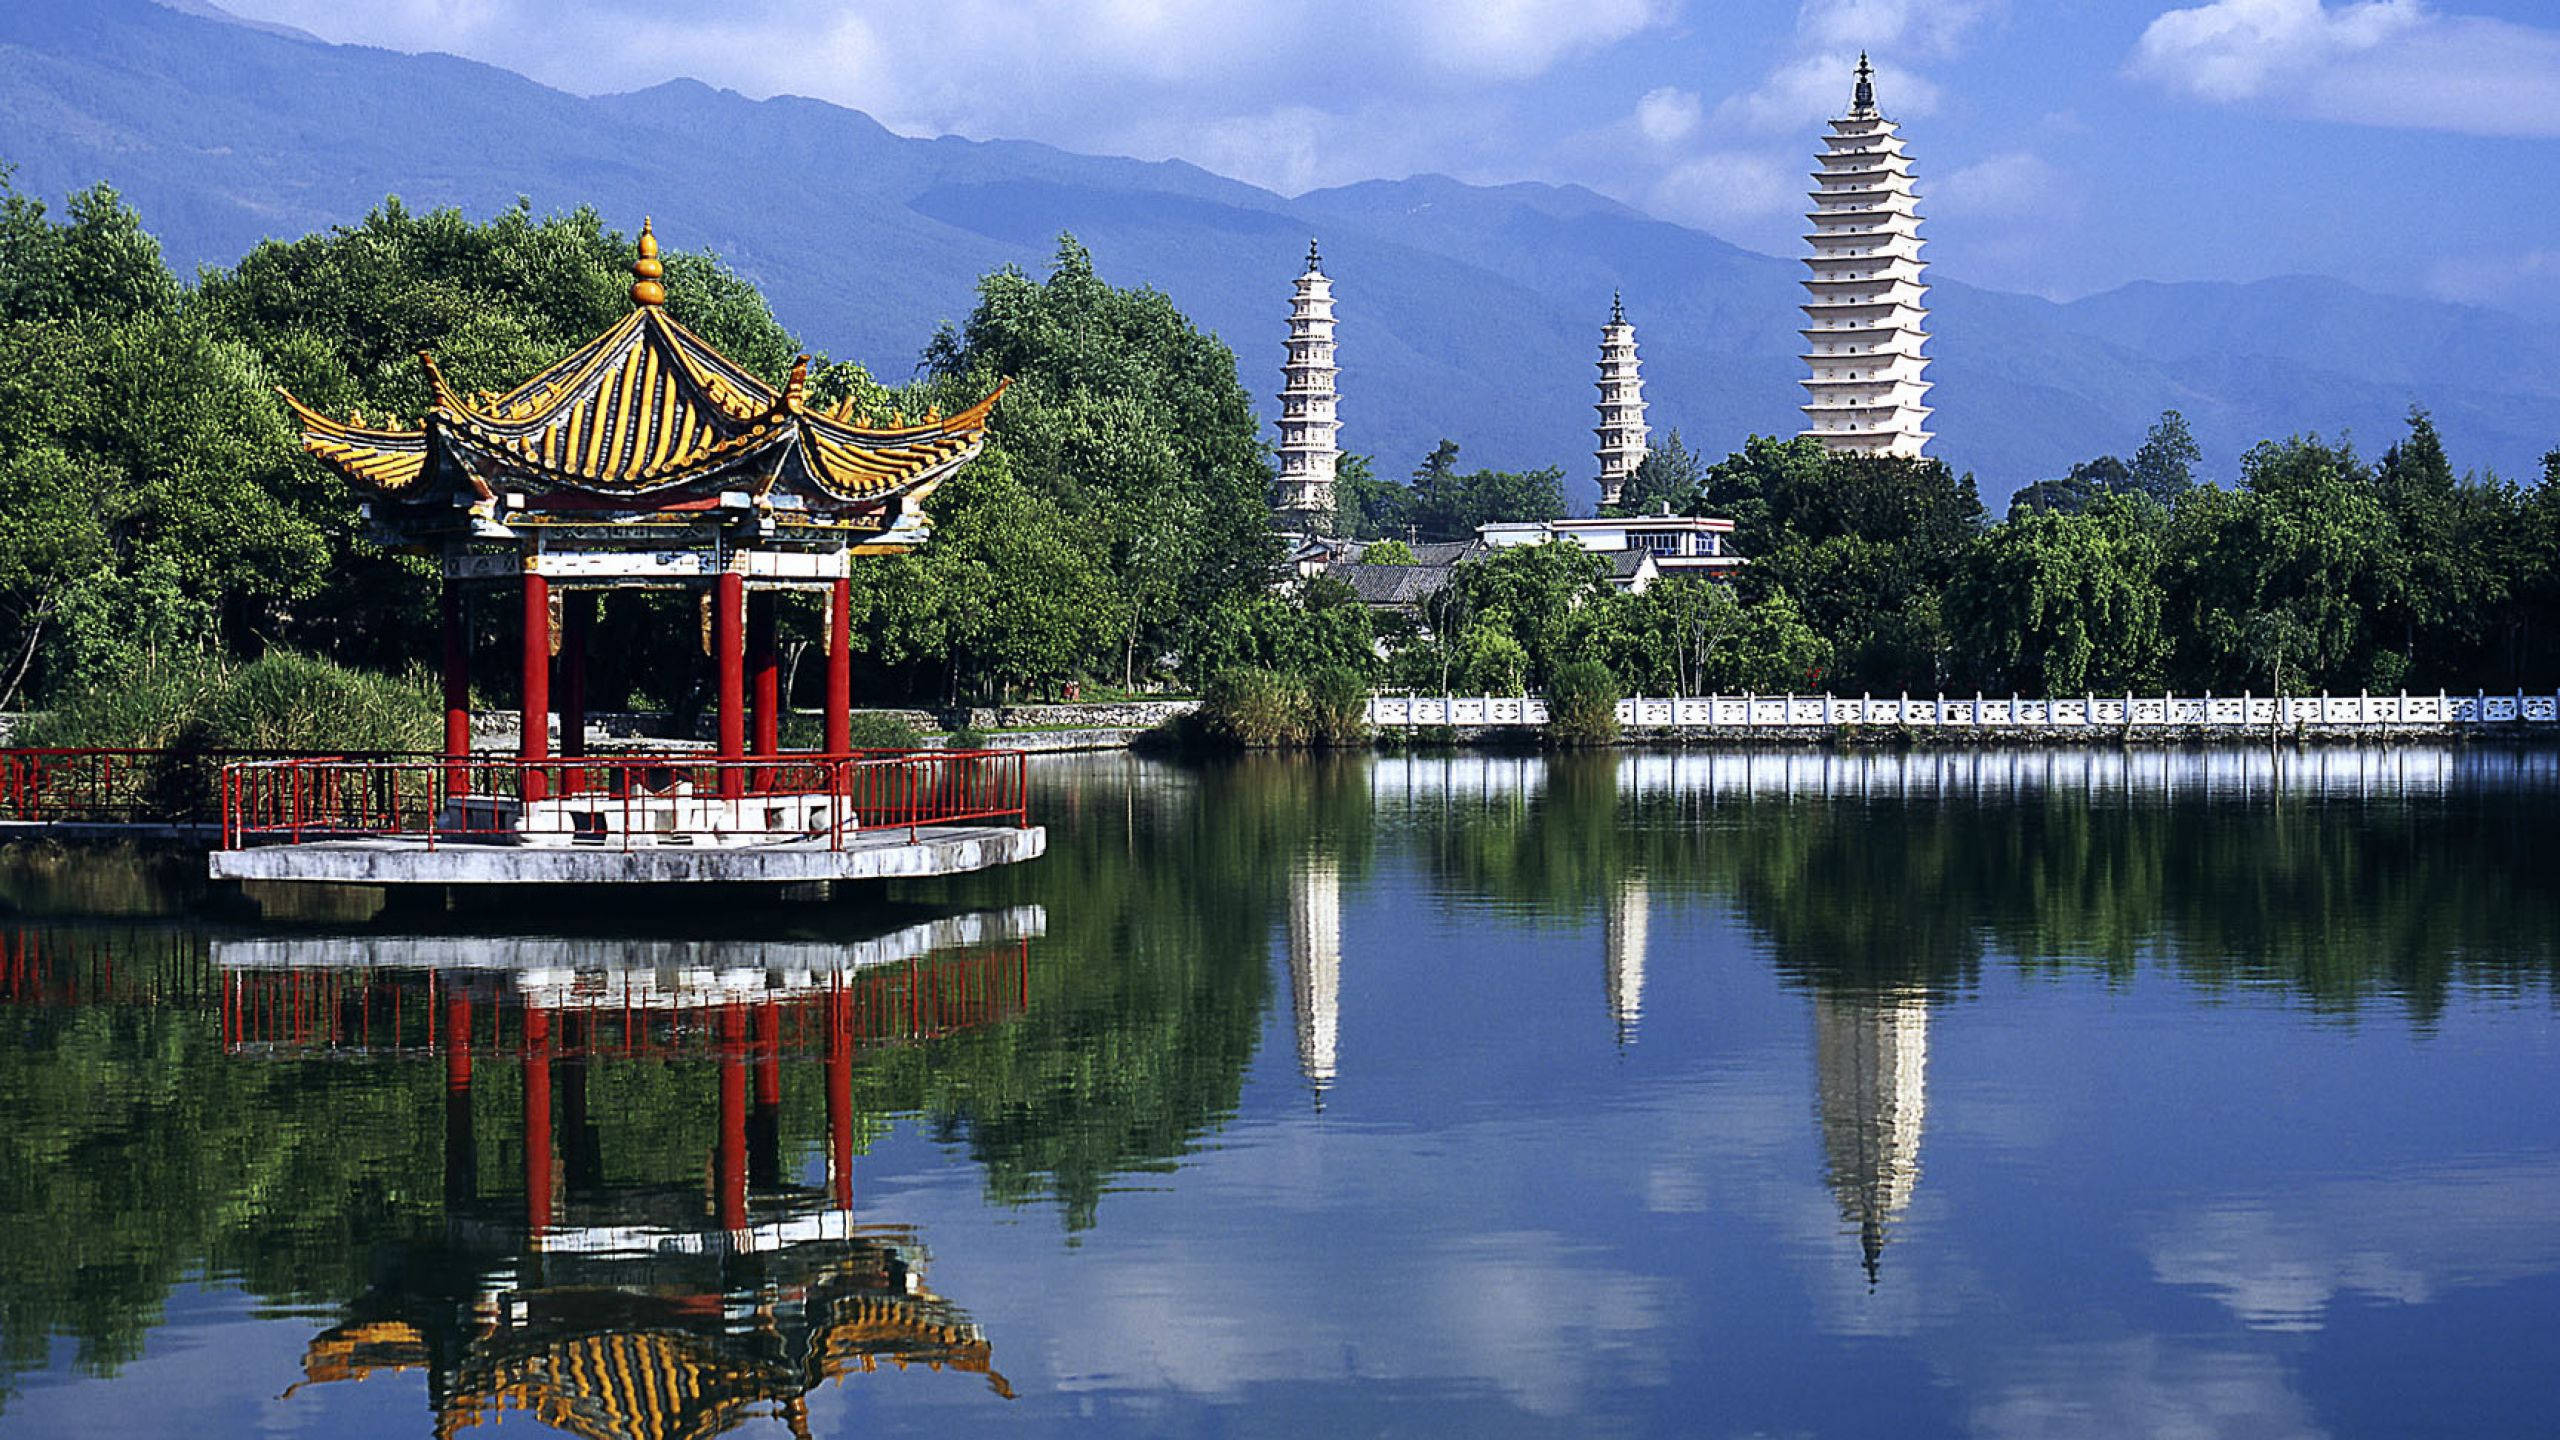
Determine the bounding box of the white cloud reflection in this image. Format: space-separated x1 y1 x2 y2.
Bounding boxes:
2147 1159 2560 1332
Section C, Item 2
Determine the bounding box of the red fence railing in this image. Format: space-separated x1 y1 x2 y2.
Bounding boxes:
0 748 428 825
218 751 1031 851
218 944 1033 1059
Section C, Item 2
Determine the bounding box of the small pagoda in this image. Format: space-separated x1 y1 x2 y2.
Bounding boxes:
281 220 1007 788
1593 292 1651 508
1273 239 1341 533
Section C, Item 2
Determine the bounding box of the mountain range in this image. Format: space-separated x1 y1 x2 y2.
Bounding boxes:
2 0 2553 508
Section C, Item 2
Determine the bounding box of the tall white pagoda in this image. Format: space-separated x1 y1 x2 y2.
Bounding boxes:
1594 293 1650 508
1275 239 1341 529
1800 54 1934 458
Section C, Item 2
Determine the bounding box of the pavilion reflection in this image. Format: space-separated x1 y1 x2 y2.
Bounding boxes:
210 912 1039 1438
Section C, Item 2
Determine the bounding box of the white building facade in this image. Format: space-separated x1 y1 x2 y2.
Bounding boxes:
1275 239 1342 529
1800 55 1934 458
1594 293 1650 508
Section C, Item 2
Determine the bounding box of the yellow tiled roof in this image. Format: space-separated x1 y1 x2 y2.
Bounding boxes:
278 220 1003 512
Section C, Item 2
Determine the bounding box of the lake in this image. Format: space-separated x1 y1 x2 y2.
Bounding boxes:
3 745 2557 1439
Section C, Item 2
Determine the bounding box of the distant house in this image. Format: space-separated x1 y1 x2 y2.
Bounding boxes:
1475 514 1738 593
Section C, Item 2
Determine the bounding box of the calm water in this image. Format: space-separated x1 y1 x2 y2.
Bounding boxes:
3 747 2558 1439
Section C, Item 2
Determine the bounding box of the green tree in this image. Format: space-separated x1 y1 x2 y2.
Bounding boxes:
1954 496 2170 695
1362 538 1417 566
1712 437 1986 690
2163 436 2397 691
1335 452 1411 540
2127 409 2203 503
1453 542 1616 688
1606 428 1707 517
925 235 1277 685
1398 441 1567 543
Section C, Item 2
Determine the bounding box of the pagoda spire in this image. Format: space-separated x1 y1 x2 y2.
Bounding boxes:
1274 240 1341 532
1799 55 1933 459
1594 295 1649 509
630 217 666 308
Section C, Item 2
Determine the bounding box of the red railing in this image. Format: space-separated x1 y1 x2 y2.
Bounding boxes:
218 944 1032 1059
218 750 1031 851
1 748 428 825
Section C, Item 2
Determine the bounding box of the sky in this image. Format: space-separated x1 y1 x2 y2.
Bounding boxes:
202 0 2560 318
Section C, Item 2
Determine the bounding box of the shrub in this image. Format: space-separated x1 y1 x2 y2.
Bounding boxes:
1304 665 1371 748
1200 667 1308 748
20 651 440 820
842 711 924 750
946 722 989 750
199 652 442 753
20 651 438 753
16 652 224 750
1456 625 1531 695
1545 659 1622 747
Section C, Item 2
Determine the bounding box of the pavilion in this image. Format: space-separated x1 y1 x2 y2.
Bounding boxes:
280 220 1007 799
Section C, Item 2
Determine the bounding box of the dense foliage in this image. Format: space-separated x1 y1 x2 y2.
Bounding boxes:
3 174 2558 722
0 182 1278 717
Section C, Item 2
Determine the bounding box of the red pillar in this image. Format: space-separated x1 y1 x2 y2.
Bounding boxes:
716 1003 749 1232
520 568 551 803
442 577 471 794
559 591 590 793
715 572 745 800
826 577 853 755
827 987 854 1212
749 591 780 758
444 990 476 1209
523 1007 554 1237
750 999 782 1188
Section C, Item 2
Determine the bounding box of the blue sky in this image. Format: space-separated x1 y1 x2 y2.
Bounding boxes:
205 0 2560 318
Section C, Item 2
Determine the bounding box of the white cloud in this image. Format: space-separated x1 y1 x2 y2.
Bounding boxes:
211 0 1680 203
1635 86 1703 145
1411 0 1671 79
1933 151 2071 217
1968 1337 2327 1440
1714 51 1944 134
2146 1160 2560 1332
2428 248 2560 318
1646 150 1805 231
2131 0 2560 137
1796 0 2005 61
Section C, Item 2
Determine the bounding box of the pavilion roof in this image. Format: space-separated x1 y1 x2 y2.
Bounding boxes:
294 1245 1011 1440
278 220 1004 531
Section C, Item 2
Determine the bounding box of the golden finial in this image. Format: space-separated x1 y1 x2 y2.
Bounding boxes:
631 217 666 307
784 355 809 411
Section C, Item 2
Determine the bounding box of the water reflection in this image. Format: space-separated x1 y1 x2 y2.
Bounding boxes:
0 912 1042 1435
1812 992 1929 1284
5 747 2559 1436
243 919 1034 1436
1284 852 1341 1101
1605 874 1648 1045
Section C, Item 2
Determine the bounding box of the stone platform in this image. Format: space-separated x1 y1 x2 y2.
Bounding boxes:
209 824 1045 886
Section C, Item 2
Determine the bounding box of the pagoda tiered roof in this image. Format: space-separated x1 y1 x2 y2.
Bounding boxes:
280 220 1004 544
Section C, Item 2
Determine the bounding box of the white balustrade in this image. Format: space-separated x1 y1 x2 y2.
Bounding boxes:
1365 689 2560 732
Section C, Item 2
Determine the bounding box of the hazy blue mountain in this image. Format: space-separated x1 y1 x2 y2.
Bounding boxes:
2 0 2552 509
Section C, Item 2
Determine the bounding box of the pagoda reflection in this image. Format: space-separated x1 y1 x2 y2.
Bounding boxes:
1285 851 1341 1100
1811 989 1930 1285
1604 875 1647 1046
211 912 1038 1438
